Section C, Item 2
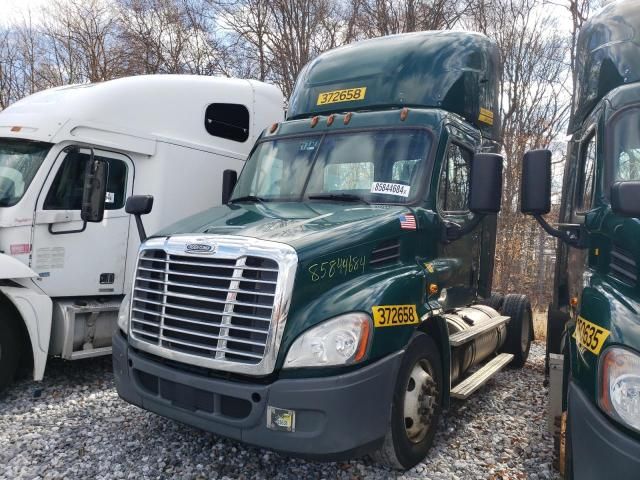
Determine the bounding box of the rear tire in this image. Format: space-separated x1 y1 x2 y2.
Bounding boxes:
0 316 21 394
500 294 532 368
372 333 443 470
479 292 504 311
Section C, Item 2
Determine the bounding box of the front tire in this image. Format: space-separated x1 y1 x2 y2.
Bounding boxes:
373 333 443 470
0 315 21 394
500 294 533 368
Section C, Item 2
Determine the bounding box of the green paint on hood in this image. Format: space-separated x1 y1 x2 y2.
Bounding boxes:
154 201 412 259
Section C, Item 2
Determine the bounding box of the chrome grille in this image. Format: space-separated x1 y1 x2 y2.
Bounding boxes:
131 249 279 365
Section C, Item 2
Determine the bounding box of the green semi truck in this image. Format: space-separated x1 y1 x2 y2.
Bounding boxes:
91 31 533 469
520 1 640 478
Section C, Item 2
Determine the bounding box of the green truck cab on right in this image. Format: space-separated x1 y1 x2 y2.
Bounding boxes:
521 1 640 478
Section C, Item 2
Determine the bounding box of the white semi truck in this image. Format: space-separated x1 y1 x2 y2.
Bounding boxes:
0 75 284 392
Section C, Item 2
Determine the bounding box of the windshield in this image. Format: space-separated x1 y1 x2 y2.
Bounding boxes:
0 139 53 207
231 129 431 204
612 108 640 181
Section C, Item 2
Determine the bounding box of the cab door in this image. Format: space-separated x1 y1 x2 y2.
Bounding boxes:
31 146 134 297
436 126 482 308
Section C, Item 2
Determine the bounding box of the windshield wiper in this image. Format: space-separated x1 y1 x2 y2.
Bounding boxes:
229 195 269 204
307 193 370 204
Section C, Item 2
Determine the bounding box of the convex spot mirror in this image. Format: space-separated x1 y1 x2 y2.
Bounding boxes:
126 195 154 242
125 195 154 216
521 149 552 215
470 153 503 214
81 157 108 223
611 181 640 217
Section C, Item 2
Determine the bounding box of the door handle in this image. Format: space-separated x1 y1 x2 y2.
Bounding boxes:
35 210 86 235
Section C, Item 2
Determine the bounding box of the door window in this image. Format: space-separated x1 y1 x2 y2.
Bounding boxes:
438 143 472 213
44 150 127 210
612 108 640 181
576 134 596 213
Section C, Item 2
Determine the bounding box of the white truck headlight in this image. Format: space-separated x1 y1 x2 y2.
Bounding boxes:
283 312 372 368
117 294 131 334
599 347 640 432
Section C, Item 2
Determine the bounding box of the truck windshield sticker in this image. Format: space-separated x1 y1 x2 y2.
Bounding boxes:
573 316 611 355
105 192 115 203
371 182 411 197
317 87 366 106
573 316 610 355
308 255 366 282
372 305 419 327
299 140 319 151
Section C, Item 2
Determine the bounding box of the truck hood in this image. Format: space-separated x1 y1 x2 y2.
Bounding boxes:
154 202 413 258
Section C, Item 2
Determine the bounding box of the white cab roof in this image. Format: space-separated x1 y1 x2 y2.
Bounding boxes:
0 75 284 157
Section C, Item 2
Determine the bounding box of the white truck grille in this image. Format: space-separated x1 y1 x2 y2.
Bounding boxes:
131 248 281 366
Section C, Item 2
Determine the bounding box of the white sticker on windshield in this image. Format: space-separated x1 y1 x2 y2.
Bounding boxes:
105 192 115 203
370 182 411 197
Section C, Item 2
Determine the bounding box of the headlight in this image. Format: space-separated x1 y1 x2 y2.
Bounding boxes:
117 294 131 334
599 347 640 432
283 312 372 368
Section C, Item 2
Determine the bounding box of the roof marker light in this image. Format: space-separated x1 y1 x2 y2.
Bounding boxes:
344 112 353 125
310 116 319 128
327 114 335 126
269 123 278 133
400 107 409 121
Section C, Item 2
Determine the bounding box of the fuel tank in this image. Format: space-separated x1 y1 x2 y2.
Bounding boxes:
445 304 507 383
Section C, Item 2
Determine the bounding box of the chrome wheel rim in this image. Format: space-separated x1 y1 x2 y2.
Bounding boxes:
403 359 438 443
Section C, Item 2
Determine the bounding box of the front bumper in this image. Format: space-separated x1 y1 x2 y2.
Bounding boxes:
569 381 640 479
113 331 403 459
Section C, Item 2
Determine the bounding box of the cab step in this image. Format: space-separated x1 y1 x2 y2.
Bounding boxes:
448 315 510 347
450 353 514 400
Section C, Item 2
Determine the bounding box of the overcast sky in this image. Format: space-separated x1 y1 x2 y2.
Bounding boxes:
0 0 48 24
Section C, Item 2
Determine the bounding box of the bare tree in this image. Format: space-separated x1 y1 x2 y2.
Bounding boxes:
352 0 471 37
38 0 125 85
117 0 220 75
465 0 571 305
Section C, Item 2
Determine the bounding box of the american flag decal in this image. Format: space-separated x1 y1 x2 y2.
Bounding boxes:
399 213 416 230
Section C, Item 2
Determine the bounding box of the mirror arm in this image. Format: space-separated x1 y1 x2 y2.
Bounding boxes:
442 214 485 243
533 214 586 248
133 215 147 242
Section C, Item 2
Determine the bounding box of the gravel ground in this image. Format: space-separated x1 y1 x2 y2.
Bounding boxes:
1 342 557 480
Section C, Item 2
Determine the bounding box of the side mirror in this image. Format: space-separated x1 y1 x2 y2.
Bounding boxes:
521 149 584 247
126 195 154 242
611 181 640 217
125 195 154 216
521 149 552 215
81 157 108 223
222 169 238 204
470 153 503 214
